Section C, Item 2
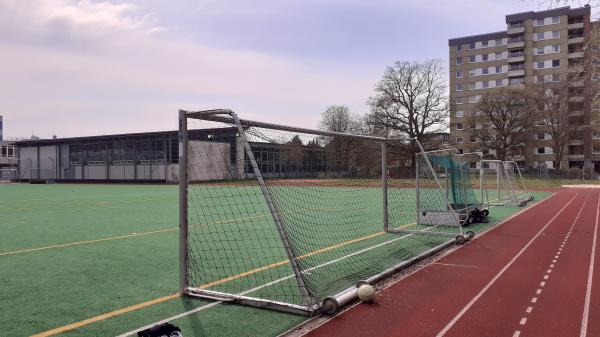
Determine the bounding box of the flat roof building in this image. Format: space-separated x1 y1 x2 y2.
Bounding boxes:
448 5 597 172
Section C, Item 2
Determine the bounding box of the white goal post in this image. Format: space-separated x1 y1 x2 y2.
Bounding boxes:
178 109 474 315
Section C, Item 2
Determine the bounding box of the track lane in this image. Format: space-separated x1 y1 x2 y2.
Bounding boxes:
303 190 578 337
442 190 592 337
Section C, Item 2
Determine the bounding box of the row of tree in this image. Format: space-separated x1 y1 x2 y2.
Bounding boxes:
319 32 600 171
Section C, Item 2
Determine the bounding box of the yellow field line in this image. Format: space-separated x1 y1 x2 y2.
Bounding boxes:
29 224 414 336
0 228 178 257
30 293 182 337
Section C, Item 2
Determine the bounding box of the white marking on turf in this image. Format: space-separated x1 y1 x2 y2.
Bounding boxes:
580 191 600 337
532 297 538 303
513 331 521 337
536 289 542 295
541 281 546 287
526 306 533 313
435 194 578 337
520 317 527 325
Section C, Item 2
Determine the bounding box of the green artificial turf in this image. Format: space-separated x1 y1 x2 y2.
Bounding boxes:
0 183 550 337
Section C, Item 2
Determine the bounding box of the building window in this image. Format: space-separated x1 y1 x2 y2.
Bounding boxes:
458 149 464 154
456 70 463 78
456 137 464 144
495 66 502 73
455 97 464 105
456 123 463 130
496 79 503 87
482 54 488 61
552 16 560 24
553 74 560 82
456 44 463 52
482 68 489 75
538 147 546 154
552 59 560 68
456 57 463 65
536 18 544 26
470 42 476 49
483 81 489 88
553 30 560 38
456 110 464 117
536 32 544 40
470 136 477 143
536 47 544 55
482 41 488 47
456 83 463 91
552 45 560 53
538 133 545 140
469 55 476 63
537 61 545 69
495 52 503 60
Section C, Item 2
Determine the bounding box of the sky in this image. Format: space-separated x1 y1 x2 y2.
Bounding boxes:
0 0 564 139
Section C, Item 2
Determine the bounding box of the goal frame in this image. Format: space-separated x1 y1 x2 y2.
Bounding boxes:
178 109 471 315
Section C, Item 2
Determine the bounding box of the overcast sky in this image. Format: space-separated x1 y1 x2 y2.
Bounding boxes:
1 0 558 139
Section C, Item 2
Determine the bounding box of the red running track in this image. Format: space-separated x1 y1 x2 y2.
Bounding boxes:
303 188 600 337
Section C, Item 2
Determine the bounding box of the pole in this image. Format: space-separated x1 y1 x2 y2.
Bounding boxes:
382 142 389 231
178 110 189 294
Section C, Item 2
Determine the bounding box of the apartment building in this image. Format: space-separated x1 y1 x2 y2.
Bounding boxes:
448 5 595 171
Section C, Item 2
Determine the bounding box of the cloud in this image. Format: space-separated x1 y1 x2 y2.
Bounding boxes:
0 0 375 138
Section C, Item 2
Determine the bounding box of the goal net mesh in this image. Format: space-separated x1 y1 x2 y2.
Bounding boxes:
182 111 463 313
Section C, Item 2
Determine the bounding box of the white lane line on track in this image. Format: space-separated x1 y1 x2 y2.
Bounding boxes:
435 194 579 337
580 190 600 337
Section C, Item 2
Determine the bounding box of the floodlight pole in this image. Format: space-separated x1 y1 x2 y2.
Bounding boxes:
178 110 189 294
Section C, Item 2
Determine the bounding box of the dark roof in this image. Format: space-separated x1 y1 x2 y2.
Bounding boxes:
449 5 591 46
15 128 238 146
448 31 506 46
506 5 590 23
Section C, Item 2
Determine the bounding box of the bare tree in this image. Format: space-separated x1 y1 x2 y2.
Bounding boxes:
469 88 539 161
528 78 572 172
319 105 364 134
366 59 448 162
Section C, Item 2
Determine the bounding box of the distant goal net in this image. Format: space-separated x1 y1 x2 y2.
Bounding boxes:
0 168 18 182
482 160 533 207
178 109 473 315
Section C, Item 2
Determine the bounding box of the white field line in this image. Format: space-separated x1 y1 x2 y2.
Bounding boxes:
116 226 438 337
435 193 579 337
580 190 600 337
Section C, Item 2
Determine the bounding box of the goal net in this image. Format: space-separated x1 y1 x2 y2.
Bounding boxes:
482 160 531 207
0 168 18 182
179 109 471 315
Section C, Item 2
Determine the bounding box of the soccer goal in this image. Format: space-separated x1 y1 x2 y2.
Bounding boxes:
482 160 532 207
0 168 18 182
179 109 472 315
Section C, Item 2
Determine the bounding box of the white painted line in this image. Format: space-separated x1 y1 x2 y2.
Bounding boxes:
432 262 479 268
435 194 579 337
555 255 559 259
532 297 538 303
520 317 527 325
547 269 552 273
513 331 521 337
544 275 549 280
550 264 555 268
526 306 533 313
580 191 600 337
541 281 546 287
553 259 557 263
536 289 542 295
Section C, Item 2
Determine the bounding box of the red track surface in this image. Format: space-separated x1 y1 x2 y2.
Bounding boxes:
304 188 600 337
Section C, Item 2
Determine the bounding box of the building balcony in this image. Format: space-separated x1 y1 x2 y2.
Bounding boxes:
508 69 525 77
569 96 585 102
569 80 584 87
568 37 585 44
568 51 584 58
508 55 525 63
509 83 525 89
569 110 585 116
568 140 585 145
568 22 584 29
568 154 585 159
507 26 525 34
508 41 525 49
